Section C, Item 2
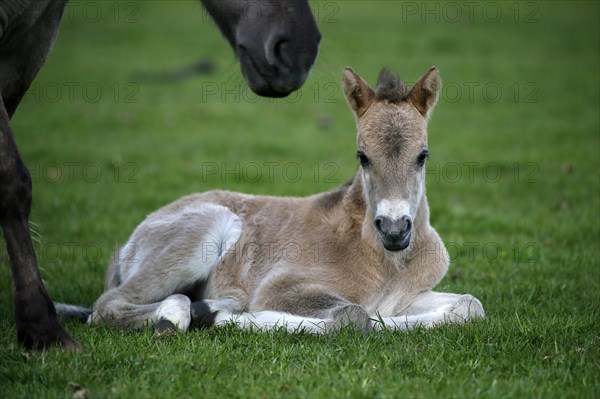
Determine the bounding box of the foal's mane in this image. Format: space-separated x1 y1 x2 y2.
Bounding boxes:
375 69 410 104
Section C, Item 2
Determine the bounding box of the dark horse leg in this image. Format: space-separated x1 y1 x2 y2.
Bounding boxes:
0 0 78 350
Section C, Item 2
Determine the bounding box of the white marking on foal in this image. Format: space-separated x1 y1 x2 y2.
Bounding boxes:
155 294 192 331
178 205 243 288
372 293 485 331
122 204 242 286
376 199 411 221
215 311 329 334
199 206 243 263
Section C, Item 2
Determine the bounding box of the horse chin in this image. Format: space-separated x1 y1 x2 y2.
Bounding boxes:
237 47 304 97
381 234 411 252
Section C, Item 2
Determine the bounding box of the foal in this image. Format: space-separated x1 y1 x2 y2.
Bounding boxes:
64 67 484 333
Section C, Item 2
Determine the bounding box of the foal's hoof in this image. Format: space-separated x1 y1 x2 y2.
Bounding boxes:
330 304 371 333
154 319 177 338
190 301 218 329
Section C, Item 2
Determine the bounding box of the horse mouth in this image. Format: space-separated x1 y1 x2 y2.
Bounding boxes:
237 46 300 98
381 233 411 252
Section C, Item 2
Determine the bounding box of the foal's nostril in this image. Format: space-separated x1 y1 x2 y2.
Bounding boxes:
374 216 383 233
402 215 412 233
375 216 412 237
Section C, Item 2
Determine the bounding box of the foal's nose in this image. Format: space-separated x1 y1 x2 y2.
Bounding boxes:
374 215 412 237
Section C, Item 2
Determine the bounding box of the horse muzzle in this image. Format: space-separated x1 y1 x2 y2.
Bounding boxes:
374 215 412 252
236 25 321 97
237 43 318 97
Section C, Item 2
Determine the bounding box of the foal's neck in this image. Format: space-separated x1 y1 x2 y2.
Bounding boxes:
340 173 368 223
341 174 382 252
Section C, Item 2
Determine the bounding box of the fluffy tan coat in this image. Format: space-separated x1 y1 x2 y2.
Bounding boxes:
73 67 484 333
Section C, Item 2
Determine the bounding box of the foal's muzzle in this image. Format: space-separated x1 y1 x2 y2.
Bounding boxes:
374 215 412 251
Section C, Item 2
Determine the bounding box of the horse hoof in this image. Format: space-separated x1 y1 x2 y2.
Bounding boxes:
60 337 82 352
21 335 82 352
190 301 218 329
154 318 177 338
18 320 81 352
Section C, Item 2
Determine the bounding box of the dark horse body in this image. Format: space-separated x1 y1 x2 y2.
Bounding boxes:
0 0 320 349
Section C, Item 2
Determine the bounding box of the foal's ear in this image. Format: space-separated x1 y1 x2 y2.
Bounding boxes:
343 67 375 118
408 67 441 119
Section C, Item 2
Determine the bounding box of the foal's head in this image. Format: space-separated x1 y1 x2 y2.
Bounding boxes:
343 67 441 251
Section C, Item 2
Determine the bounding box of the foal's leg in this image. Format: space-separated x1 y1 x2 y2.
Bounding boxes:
214 310 329 333
91 280 193 331
91 203 243 332
92 254 205 331
214 272 371 333
373 291 485 331
92 277 242 332
0 0 74 350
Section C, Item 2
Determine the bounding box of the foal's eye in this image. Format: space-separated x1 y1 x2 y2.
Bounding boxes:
357 150 370 167
417 150 429 166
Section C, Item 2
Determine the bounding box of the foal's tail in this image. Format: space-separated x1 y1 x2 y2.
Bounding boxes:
54 303 92 323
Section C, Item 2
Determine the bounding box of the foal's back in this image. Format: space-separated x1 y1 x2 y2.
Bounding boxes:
154 188 387 307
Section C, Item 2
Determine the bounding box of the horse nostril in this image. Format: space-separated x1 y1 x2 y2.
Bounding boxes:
274 40 288 65
266 36 293 69
374 216 383 233
402 216 412 233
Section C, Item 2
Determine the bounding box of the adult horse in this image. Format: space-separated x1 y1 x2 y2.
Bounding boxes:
0 0 320 350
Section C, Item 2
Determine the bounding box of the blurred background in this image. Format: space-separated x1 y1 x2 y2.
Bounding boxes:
1 0 598 361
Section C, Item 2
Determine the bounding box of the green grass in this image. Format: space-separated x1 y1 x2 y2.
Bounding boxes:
1 1 599 397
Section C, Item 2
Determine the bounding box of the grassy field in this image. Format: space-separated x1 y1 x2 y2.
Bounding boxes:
1 0 599 397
